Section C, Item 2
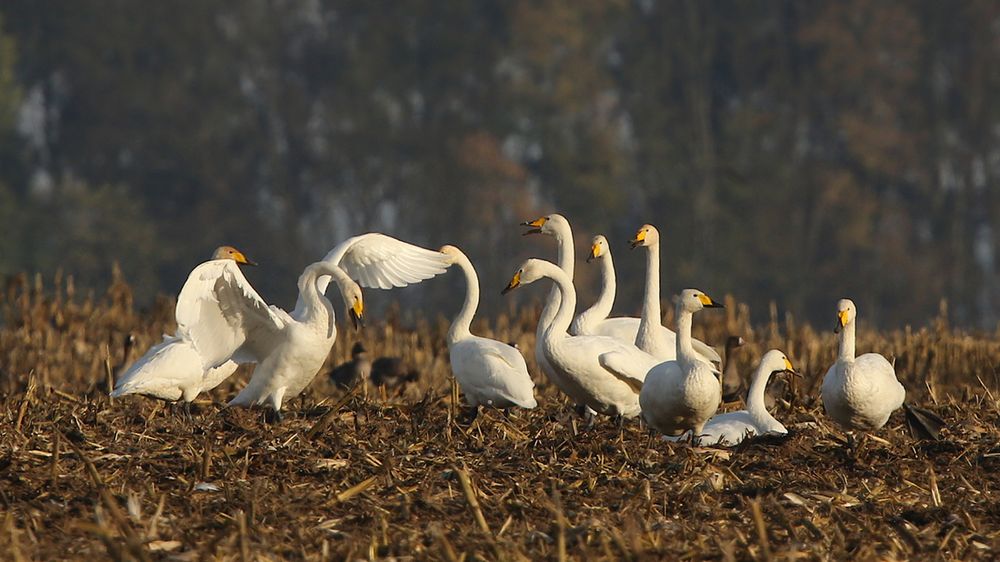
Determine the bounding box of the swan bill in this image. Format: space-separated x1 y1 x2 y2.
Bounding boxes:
520 217 547 236
697 293 724 308
502 271 522 295
350 299 365 330
587 242 600 263
629 230 645 248
834 308 850 333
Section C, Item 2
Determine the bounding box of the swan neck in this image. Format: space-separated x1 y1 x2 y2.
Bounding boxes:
579 254 616 326
298 263 338 325
675 305 697 365
637 242 662 351
838 320 856 362
538 226 575 333
448 255 479 344
545 264 577 337
746 366 772 417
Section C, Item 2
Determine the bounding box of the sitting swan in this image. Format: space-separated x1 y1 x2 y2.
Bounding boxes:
821 298 945 439
503 258 658 418
570 234 643 341
111 246 254 408
177 234 449 418
629 225 721 365
666 349 794 446
636 289 725 439
439 245 536 416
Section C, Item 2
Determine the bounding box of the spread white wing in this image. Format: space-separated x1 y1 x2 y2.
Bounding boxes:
175 260 290 369
319 233 450 291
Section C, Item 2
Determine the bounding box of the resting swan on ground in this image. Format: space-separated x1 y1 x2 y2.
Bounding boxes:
666 349 794 446
111 246 254 409
571 234 643 341
439 245 536 417
503 258 658 418
821 298 945 440
634 289 726 439
629 225 721 365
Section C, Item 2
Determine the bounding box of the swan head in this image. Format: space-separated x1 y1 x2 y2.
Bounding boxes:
212 245 257 266
437 244 465 265
341 282 365 330
759 349 795 377
502 258 547 295
587 235 609 263
520 213 569 236
629 224 659 249
834 298 856 333
676 288 724 313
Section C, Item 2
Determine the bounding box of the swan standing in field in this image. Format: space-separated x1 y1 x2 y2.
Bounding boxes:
570 234 643 341
111 246 255 410
629 224 721 365
503 258 658 418
637 289 726 440
439 245 536 417
177 234 448 418
821 298 945 439
666 349 794 446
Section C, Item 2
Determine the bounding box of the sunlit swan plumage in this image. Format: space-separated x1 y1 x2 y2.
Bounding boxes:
821 298 904 430
571 234 642 341
111 246 252 403
636 289 726 438
503 258 658 418
629 225 720 365
440 245 536 411
666 349 793 446
521 214 580 401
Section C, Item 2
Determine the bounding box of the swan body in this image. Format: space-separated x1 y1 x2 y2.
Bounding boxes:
821 298 904 430
637 289 726 438
666 349 793 446
629 225 721 365
571 234 642 342
111 246 253 403
440 245 536 410
504 258 658 418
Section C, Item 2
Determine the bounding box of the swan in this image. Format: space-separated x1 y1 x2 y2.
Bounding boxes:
520 214 580 403
570 234 642 341
629 224 721 365
503 258 658 418
821 298 945 439
439 245 536 417
636 289 725 439
665 349 794 446
111 246 255 408
177 234 449 418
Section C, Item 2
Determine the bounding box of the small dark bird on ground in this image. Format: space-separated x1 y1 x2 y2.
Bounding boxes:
371 354 420 389
721 336 746 403
329 342 371 389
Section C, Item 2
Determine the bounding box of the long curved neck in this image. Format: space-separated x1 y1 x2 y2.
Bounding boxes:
746 365 778 426
537 224 575 335
298 263 338 324
541 263 577 338
674 303 697 368
636 241 661 349
447 255 479 344
838 320 856 362
576 253 616 327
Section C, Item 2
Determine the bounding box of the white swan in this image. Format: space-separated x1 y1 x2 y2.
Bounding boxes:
665 349 794 446
629 224 721 365
521 214 579 401
636 289 725 438
111 246 253 406
175 234 449 417
503 258 658 418
821 298 906 431
570 234 642 341
439 245 536 415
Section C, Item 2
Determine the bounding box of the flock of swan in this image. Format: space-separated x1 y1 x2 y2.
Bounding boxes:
112 214 944 445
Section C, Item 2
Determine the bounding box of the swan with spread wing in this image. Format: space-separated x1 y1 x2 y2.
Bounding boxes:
174 234 449 418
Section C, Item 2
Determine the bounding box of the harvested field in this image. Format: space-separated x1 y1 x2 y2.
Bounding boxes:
2 272 1000 560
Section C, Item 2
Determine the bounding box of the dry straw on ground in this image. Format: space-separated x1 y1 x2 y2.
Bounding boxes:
1 271 999 560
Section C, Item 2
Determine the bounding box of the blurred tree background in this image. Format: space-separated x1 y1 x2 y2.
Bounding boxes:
1 0 999 328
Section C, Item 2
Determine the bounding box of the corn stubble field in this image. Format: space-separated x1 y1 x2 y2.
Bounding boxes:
2 269 1000 561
